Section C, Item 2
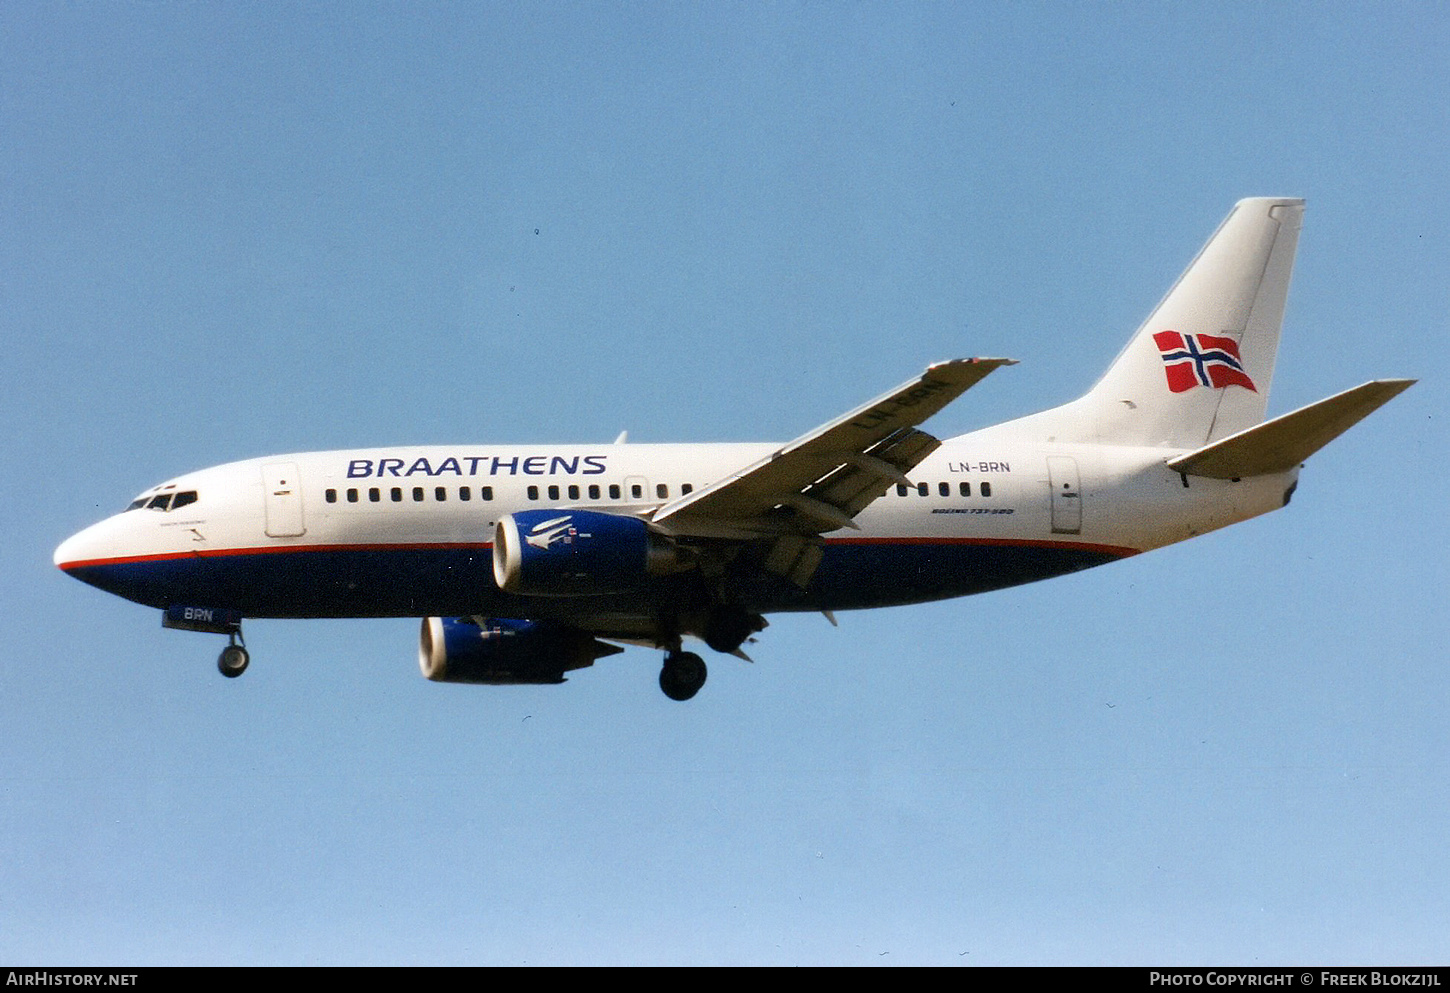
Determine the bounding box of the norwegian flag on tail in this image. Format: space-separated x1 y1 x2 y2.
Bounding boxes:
1152 330 1257 393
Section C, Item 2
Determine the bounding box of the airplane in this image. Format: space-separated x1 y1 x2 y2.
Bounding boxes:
54 198 1414 701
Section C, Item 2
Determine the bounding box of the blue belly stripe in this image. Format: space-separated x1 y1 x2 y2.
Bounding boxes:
60 537 1136 619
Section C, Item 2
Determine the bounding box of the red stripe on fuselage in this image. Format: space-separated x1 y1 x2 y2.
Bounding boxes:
827 535 1140 558
56 541 495 571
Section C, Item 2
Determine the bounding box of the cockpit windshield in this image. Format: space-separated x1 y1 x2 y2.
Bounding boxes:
125 490 198 512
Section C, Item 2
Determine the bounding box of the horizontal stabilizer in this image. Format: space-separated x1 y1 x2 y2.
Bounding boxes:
1167 379 1415 479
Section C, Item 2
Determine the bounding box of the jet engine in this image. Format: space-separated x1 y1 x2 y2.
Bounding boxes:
419 616 623 684
492 509 686 597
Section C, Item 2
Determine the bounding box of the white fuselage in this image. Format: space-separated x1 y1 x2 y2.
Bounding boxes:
54 421 1298 633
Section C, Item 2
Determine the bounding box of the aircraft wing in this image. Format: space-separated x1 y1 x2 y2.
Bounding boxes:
652 358 1014 547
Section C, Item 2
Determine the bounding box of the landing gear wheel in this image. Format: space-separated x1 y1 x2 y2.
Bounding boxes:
218 644 250 678
659 651 707 701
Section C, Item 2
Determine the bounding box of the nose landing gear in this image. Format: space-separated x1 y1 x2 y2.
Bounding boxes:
217 635 250 678
162 606 251 679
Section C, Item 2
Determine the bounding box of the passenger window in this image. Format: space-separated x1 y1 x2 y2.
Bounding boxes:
959 482 971 497
481 486 494 501
917 483 929 497
435 486 447 502
460 487 471 501
682 483 693 495
325 489 337 504
527 486 539 501
412 487 424 502
346 489 359 504
896 484 908 497
657 484 669 499
391 487 403 502
609 484 621 500
369 487 381 502
548 485 560 501
568 485 580 500
588 484 600 500
981 482 992 497
631 484 643 499
939 482 950 497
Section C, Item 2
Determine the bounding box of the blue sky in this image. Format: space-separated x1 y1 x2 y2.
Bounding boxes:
3 2 1446 965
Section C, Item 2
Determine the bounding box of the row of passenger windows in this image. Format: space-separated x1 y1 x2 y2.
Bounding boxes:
328 485 492 505
324 482 697 505
324 479 991 507
897 481 993 498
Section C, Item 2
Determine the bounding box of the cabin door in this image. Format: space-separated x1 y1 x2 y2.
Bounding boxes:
262 462 307 537
1047 456 1081 535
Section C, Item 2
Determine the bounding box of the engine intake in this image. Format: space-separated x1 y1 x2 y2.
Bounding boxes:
492 509 685 597
419 616 623 684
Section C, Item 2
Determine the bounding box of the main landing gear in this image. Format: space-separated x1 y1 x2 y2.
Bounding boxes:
659 650 707 702
217 632 249 678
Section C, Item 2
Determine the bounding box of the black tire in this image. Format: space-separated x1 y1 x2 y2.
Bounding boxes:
659 651 707 701
218 644 250 678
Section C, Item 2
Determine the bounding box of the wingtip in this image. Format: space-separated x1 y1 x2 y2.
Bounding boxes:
929 357 1019 371
1235 196 1306 208
1360 378 1417 399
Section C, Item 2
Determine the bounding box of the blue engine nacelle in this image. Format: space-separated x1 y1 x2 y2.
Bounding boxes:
492 509 685 597
419 616 624 685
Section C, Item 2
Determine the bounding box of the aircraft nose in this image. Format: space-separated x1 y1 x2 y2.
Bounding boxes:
55 519 107 572
54 513 167 607
56 529 84 571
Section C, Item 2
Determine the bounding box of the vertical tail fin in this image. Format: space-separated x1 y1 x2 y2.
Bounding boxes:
1009 198 1304 448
